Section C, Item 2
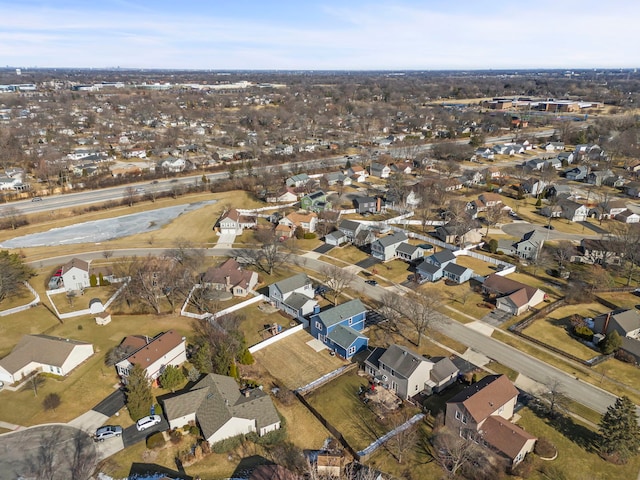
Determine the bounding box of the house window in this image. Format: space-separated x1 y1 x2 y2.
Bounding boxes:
315 321 323 331
498 405 504 414
348 346 356 356
455 411 461 420
462 414 467 424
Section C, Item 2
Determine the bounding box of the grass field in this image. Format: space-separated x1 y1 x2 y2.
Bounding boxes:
48 284 119 314
252 329 346 390
238 303 299 347
0 284 37 311
326 245 369 265
596 291 640 310
0 304 60 358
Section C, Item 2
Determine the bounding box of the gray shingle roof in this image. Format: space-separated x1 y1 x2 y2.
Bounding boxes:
443 263 470 277
378 344 425 379
373 232 407 248
430 356 460 383
396 243 420 256
326 324 366 350
315 299 367 328
430 250 456 265
163 373 280 441
284 292 316 311
417 261 441 275
273 273 311 295
338 219 362 233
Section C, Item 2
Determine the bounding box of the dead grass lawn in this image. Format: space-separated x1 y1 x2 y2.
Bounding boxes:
252 330 347 390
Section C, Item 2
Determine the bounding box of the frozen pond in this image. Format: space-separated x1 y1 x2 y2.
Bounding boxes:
0 200 216 248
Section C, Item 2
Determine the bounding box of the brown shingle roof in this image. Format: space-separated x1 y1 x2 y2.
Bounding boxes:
124 330 184 370
481 415 536 460
483 274 539 300
202 258 256 290
447 375 519 424
62 257 89 274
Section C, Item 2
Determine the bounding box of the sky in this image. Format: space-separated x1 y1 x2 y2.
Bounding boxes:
2 0 639 70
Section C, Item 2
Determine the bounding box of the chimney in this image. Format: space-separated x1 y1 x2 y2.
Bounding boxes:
376 197 382 213
602 311 612 335
225 275 231 287
244 390 250 398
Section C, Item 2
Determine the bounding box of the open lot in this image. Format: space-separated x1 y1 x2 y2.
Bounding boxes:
252 329 347 390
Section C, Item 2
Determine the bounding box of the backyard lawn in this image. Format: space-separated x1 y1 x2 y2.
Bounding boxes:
595 291 639 310
0 304 60 358
238 303 299 347
305 371 420 452
48 284 119 315
0 284 37 312
252 329 347 390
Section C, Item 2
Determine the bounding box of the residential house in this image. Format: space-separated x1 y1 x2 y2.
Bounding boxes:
346 165 368 183
482 274 546 315
285 173 310 188
521 178 548 196
461 169 483 186
0 335 94 384
162 373 280 445
389 162 412 175
60 257 91 291
324 230 348 246
557 151 575 164
559 199 589 222
369 162 391 179
415 250 456 283
353 196 380 214
481 166 502 181
575 239 624 265
300 191 331 212
593 309 640 363
364 344 459 399
544 157 563 170
543 141 565 151
523 158 547 171
478 192 503 210
589 199 628 220
434 223 482 246
218 209 257 235
268 273 318 318
266 187 298 203
473 147 495 161
442 263 474 284
565 166 588 181
445 375 536 467
515 230 545 260
626 160 640 173
115 330 187 385
201 258 259 297
337 219 374 246
616 209 640 223
310 299 368 360
370 232 408 261
279 211 318 233
158 157 186 173
624 182 640 198
395 243 425 263
586 169 615 187
406 190 421 209
324 172 351 186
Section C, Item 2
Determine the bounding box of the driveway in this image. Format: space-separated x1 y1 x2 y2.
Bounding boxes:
123 418 170 447
215 232 236 246
92 389 126 417
313 243 334 254
356 257 381 269
480 308 512 327
578 221 607 234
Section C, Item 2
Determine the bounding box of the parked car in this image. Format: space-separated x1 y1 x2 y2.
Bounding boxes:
543 224 555 230
365 280 378 286
94 425 123 442
31 196 42 202
136 415 162 431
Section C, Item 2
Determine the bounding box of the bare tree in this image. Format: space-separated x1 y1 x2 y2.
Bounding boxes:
320 264 356 306
553 240 575 270
67 430 97 480
0 206 28 230
610 223 640 285
483 204 504 236
542 378 568 418
122 186 137 207
402 291 442 347
430 426 484 477
384 410 420 464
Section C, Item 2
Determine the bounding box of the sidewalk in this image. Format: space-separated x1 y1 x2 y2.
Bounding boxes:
0 421 25 432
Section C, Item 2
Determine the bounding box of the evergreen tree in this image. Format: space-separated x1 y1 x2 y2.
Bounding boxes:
159 365 184 392
599 396 640 463
125 364 153 420
191 342 213 374
601 330 623 355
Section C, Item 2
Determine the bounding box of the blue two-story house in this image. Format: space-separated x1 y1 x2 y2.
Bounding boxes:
310 299 369 360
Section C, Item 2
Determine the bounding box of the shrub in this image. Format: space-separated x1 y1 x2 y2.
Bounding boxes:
615 349 637 365
89 274 98 287
229 363 239 379
239 349 254 365
534 437 556 458
535 198 542 207
511 453 535 478
43 392 61 412
211 434 243 453
487 238 498 254
146 432 165 449
169 428 183 445
574 325 594 341
303 232 316 239
189 425 201 437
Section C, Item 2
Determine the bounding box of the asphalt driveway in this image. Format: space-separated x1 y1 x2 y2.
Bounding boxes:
92 389 126 417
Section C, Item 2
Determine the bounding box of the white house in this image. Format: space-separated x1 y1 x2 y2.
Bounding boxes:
0 335 94 384
60 258 91 291
159 157 186 173
218 209 257 235
162 374 281 445
115 330 187 385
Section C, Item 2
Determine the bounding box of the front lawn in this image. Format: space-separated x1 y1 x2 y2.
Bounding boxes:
326 245 370 265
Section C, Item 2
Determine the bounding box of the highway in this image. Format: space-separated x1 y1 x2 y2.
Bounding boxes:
2 129 557 217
